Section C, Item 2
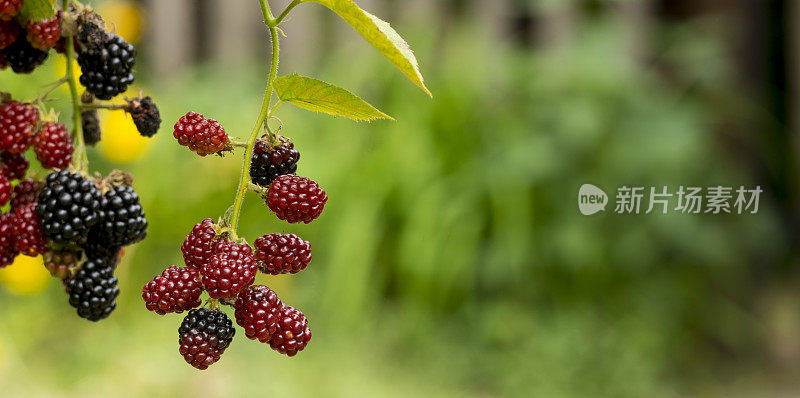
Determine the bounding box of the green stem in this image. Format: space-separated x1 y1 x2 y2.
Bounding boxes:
272 0 301 26
63 0 88 172
80 103 126 110
228 0 280 241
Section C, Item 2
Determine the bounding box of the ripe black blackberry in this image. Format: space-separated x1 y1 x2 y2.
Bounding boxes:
249 136 300 187
126 96 161 137
0 35 49 74
66 255 120 321
77 33 136 100
82 238 122 268
92 185 147 247
81 109 102 146
35 169 102 245
178 308 235 370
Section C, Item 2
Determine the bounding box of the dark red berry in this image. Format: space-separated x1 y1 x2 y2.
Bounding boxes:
0 101 38 154
173 112 230 156
10 178 42 210
1 151 29 180
143 266 203 315
0 18 19 50
0 53 7 69
0 173 9 205
0 35 49 73
178 308 235 370
0 212 18 268
266 175 328 224
12 203 47 256
249 136 299 187
0 0 22 21
180 218 217 270
33 121 73 169
234 285 284 343
270 306 312 357
43 249 79 279
26 15 60 50
126 96 161 137
254 233 312 275
200 241 258 299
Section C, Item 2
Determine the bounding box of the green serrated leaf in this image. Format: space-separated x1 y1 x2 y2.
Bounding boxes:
18 0 56 22
301 0 431 97
274 73 394 121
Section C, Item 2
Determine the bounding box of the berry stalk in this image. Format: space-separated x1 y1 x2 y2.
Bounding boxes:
228 0 280 241
62 0 87 172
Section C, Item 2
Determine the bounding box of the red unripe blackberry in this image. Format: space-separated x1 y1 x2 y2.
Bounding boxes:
33 121 73 169
0 18 19 50
10 178 42 210
254 233 312 275
1 151 29 180
12 203 47 256
0 53 7 69
35 169 102 245
43 249 79 279
92 185 147 247
26 15 60 50
77 33 136 100
0 35 49 74
266 175 328 224
0 173 9 205
249 136 300 187
0 0 21 21
181 218 217 269
0 212 18 268
66 255 120 321
178 308 235 370
200 241 258 299
126 96 161 137
81 109 101 146
270 306 312 356
0 100 38 154
142 265 202 315
173 112 230 156
234 285 284 343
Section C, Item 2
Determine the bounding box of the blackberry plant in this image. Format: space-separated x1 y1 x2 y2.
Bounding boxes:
143 0 429 370
0 0 158 321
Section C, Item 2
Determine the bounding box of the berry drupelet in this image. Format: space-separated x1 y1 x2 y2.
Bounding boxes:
234 285 284 343
0 18 19 50
66 255 120 321
1 151 29 181
254 233 312 275
143 265 203 315
249 136 300 187
178 308 235 370
10 178 42 210
0 0 22 21
0 173 9 205
77 33 136 100
33 121 74 169
0 212 17 268
35 169 102 246
266 175 328 224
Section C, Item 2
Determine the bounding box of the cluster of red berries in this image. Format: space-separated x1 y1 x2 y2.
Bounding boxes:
142 111 327 369
1 5 159 322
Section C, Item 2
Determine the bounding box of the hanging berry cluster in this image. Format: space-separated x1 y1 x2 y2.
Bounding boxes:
0 0 161 321
140 0 430 370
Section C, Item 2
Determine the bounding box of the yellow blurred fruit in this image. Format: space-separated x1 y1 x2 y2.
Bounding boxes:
0 256 49 295
97 1 146 44
100 106 151 163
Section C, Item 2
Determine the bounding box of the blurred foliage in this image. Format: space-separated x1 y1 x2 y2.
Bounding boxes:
0 3 797 398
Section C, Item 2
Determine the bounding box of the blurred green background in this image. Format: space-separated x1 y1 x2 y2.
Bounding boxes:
2 0 800 396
